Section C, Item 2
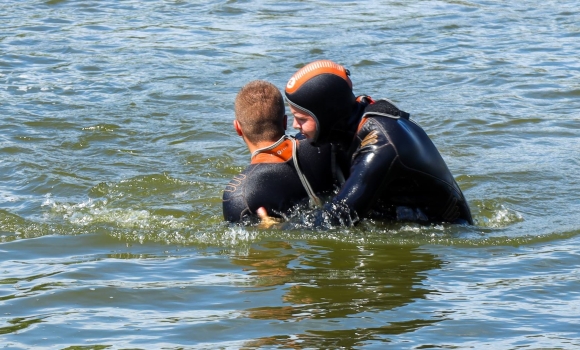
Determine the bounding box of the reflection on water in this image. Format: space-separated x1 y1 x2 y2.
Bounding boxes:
231 239 443 347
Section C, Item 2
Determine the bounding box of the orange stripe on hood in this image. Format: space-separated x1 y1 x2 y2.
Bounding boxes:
285 60 352 94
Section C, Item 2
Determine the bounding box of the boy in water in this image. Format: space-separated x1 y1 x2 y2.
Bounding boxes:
222 80 336 224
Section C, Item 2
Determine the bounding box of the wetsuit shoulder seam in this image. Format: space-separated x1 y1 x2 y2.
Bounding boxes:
364 116 400 157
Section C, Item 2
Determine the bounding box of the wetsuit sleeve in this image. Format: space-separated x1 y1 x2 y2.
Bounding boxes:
336 130 395 214
222 173 253 224
328 123 396 224
289 119 396 228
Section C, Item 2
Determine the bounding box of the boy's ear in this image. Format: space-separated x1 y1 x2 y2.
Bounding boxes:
283 114 288 130
233 120 243 136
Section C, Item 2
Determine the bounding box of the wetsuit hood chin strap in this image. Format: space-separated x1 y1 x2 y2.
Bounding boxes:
289 136 323 208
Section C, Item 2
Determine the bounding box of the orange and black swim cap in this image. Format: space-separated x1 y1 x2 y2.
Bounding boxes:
285 60 356 144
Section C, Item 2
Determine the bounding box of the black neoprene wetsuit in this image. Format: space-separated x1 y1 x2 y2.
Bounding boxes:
304 98 474 227
222 135 336 224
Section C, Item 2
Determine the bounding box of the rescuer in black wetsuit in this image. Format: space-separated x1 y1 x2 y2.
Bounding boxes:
258 60 473 227
222 80 337 224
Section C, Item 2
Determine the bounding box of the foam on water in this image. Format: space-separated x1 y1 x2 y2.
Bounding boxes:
0 191 560 250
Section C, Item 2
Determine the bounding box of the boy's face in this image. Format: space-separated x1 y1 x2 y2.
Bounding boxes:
290 105 317 140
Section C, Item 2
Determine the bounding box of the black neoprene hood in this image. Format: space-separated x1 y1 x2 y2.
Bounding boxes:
285 61 356 145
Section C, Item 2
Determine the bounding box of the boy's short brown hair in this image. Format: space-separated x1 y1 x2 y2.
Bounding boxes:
235 80 285 144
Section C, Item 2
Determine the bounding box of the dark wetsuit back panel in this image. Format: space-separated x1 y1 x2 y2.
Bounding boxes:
222 139 335 224
331 99 473 224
